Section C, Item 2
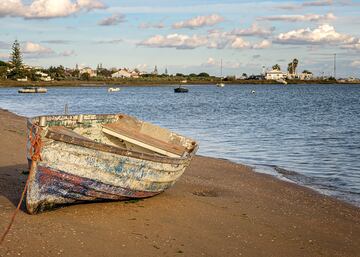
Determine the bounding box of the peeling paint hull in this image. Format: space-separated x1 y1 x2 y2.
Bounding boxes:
26 114 198 214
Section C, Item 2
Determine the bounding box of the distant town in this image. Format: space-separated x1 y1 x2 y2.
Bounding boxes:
0 40 359 86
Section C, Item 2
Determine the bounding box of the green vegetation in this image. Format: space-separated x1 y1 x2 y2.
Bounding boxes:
0 60 9 67
10 40 23 70
287 58 299 74
47 65 66 80
272 64 281 71
80 72 91 80
0 61 8 79
7 40 25 79
0 43 358 86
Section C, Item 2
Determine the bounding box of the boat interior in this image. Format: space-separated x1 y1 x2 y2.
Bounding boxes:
30 114 197 158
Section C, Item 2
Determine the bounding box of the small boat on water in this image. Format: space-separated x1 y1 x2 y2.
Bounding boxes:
108 87 120 92
26 113 198 214
216 83 225 88
18 87 47 93
174 86 189 93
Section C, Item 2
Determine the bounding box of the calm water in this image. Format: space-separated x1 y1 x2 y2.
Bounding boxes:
0 84 359 206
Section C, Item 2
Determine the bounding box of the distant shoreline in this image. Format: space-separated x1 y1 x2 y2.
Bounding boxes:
1 79 359 87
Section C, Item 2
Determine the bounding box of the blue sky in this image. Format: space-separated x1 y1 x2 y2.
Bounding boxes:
0 0 360 77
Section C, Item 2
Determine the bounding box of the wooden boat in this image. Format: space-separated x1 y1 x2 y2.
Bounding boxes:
174 86 188 93
18 87 47 93
26 114 198 214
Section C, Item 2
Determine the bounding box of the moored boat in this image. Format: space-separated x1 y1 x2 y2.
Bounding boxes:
108 87 120 92
18 87 47 93
174 86 189 93
26 114 198 214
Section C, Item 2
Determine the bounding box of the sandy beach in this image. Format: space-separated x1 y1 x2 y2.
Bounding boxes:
0 109 359 257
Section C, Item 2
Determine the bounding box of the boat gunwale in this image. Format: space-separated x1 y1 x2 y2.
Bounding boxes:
27 114 198 165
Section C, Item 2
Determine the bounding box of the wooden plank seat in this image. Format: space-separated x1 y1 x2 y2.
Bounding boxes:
47 126 91 141
102 122 186 158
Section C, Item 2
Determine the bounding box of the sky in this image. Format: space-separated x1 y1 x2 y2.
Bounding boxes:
0 0 360 77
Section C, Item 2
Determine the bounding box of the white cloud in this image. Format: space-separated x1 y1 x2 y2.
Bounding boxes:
338 0 360 6
98 14 125 26
138 34 208 49
201 58 241 69
276 24 356 45
207 30 233 49
60 50 76 57
302 0 333 7
0 0 105 19
172 14 224 29
94 39 123 44
275 4 300 10
253 40 272 49
0 53 9 59
76 0 104 9
231 23 275 37
0 0 23 17
22 41 53 54
41 40 72 44
342 39 360 50
139 22 165 29
231 37 251 49
205 57 217 66
350 60 360 67
140 30 274 50
276 0 333 10
259 12 336 22
136 64 148 71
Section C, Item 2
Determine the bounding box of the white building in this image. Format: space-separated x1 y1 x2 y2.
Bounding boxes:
299 72 313 80
112 69 132 78
17 77 28 82
265 70 287 80
80 67 97 77
35 71 53 81
130 70 140 78
111 69 140 78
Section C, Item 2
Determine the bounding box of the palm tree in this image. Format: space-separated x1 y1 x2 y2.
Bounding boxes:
287 59 299 74
292 58 298 74
272 64 281 70
272 64 281 71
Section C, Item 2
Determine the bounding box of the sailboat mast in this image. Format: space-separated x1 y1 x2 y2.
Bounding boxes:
220 59 223 78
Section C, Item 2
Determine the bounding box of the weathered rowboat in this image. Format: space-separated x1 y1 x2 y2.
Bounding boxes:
26 114 198 214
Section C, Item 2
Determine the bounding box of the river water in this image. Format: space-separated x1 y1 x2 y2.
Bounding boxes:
0 84 359 206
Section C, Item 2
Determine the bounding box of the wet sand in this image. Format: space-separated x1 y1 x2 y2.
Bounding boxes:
0 109 359 257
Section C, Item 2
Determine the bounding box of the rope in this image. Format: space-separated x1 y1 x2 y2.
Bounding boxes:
0 125 42 246
29 125 43 162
